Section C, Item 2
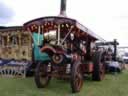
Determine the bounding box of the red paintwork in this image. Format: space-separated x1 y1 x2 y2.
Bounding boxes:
40 46 56 53
40 45 65 54
81 62 93 73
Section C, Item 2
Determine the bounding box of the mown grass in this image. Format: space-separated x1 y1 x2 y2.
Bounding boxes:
0 70 128 96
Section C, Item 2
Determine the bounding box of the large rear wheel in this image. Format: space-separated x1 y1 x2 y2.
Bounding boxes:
92 51 105 81
71 61 83 93
34 61 51 88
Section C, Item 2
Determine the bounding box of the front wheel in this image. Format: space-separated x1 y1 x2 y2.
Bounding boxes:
71 61 83 93
34 61 51 88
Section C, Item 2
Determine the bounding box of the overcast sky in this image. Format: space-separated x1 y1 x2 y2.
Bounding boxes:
0 0 128 47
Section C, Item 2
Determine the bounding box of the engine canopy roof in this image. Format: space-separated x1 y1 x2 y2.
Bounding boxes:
24 16 105 41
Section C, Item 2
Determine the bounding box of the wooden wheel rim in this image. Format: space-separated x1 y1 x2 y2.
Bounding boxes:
39 65 49 85
74 65 83 91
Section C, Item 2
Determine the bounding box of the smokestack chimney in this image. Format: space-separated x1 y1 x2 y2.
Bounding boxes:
60 0 67 16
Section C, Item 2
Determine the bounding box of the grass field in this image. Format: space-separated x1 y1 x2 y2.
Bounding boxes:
0 70 128 96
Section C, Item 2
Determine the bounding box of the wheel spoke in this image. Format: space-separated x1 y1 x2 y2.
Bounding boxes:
71 62 83 93
35 62 51 88
74 66 83 90
40 64 50 86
